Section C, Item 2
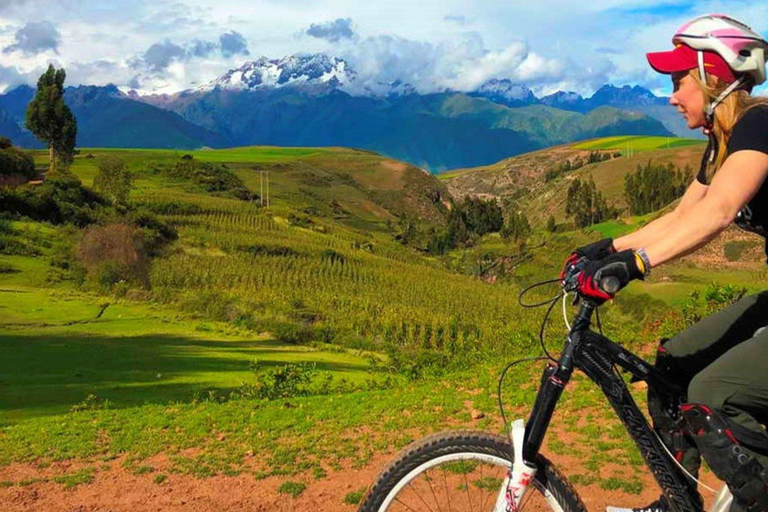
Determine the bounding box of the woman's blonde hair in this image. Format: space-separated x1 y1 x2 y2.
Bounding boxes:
690 69 768 178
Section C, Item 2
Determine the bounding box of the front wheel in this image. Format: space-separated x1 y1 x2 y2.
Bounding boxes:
359 431 586 512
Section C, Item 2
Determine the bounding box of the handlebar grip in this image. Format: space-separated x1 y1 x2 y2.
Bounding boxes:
600 276 621 295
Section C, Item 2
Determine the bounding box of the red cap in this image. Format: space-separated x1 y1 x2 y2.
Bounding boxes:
646 44 736 83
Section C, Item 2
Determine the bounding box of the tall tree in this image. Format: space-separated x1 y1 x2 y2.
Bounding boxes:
25 64 77 174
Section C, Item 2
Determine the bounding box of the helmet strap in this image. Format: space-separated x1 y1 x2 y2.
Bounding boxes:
697 50 707 83
704 75 745 128
698 129 719 181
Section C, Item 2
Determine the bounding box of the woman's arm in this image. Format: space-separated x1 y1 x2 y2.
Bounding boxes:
614 179 708 252
643 150 768 267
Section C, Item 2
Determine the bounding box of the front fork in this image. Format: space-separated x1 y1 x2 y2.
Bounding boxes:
495 361 572 511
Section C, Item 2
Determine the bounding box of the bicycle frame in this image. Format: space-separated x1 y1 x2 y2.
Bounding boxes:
517 300 726 512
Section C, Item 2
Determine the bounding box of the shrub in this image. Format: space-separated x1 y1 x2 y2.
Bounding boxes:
77 223 149 289
126 208 178 256
0 144 35 179
251 361 317 400
274 322 315 344
546 215 557 232
179 291 238 322
93 156 133 205
164 157 252 200
0 176 107 226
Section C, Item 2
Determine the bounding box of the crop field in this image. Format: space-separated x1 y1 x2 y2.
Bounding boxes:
0 145 746 509
572 135 704 151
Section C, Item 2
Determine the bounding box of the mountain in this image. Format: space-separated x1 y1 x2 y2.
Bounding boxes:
143 86 670 172
541 85 694 138
198 54 354 92
469 79 540 107
64 85 226 149
0 85 227 150
0 54 678 170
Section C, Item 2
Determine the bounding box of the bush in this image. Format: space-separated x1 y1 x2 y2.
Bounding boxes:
251 361 316 400
0 176 107 226
0 144 35 179
77 223 150 290
126 208 177 256
179 291 239 322
164 157 252 200
546 215 557 233
274 322 315 344
93 156 132 205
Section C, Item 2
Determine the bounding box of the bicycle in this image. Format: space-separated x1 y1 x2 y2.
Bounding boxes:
358 274 735 512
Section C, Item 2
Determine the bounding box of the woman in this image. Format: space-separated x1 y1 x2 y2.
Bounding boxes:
565 14 768 512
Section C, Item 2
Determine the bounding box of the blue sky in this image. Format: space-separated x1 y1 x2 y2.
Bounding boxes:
0 0 767 96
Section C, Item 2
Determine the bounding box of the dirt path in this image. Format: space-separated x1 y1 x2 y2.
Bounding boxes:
0 451 725 512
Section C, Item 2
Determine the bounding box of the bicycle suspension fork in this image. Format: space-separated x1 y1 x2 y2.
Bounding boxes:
498 306 584 511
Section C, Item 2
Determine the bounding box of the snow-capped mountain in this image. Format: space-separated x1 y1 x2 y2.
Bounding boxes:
199 54 355 91
469 79 539 107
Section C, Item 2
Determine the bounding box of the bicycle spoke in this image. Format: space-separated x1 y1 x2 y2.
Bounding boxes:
519 487 536 511
407 481 437 512
441 466 453 512
478 462 489 511
395 496 420 512
424 469 444 512
463 471 473 511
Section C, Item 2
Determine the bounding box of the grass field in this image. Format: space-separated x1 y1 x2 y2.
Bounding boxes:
0 144 757 500
0 287 386 424
572 135 704 151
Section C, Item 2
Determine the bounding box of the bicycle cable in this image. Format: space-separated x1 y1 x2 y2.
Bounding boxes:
518 278 563 308
520 278 718 496
562 292 571 331
538 293 562 362
497 356 551 431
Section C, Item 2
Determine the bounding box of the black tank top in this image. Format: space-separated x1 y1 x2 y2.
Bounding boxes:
696 105 768 258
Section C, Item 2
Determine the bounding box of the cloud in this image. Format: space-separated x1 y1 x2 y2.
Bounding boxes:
219 30 249 57
0 64 29 92
444 15 471 26
306 18 355 43
3 20 60 55
338 32 574 95
189 39 218 58
131 31 246 75
137 40 186 73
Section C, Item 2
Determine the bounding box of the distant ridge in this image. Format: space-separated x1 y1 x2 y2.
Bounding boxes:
0 53 681 171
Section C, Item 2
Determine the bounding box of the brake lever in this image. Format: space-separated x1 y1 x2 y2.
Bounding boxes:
561 257 588 293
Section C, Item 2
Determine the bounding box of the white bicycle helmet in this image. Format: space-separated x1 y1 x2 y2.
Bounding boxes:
648 14 768 125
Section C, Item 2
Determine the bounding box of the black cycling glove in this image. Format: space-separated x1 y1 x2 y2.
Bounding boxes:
560 238 616 280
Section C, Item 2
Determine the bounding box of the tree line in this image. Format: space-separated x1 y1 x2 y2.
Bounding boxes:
564 159 691 228
623 160 690 216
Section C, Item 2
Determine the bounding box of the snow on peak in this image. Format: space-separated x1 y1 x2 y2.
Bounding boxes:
199 54 355 92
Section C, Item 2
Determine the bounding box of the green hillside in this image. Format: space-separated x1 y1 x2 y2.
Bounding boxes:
2 143 765 507
441 136 707 225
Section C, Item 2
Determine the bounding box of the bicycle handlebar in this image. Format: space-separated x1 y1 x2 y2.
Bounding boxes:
600 276 621 295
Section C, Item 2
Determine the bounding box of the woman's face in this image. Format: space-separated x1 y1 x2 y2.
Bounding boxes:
670 71 707 129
